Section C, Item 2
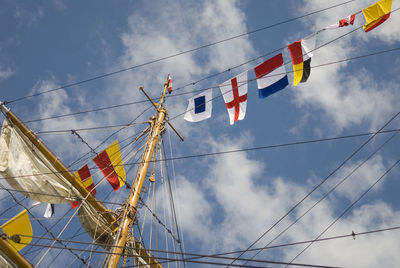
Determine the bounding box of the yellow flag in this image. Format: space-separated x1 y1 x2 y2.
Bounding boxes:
362 0 392 32
1 209 33 251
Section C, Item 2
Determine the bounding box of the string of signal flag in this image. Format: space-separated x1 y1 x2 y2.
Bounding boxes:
180 0 394 125
0 1 396 262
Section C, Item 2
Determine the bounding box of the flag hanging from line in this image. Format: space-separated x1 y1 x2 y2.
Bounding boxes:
362 0 392 32
71 164 96 209
219 71 248 125
0 209 32 251
254 53 288 99
31 201 55 217
93 140 126 191
339 13 357 27
288 33 317 86
44 203 54 218
167 74 173 94
184 88 213 122
323 13 357 29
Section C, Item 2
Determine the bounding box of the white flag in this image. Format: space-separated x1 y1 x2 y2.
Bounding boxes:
44 203 54 218
184 88 213 122
32 201 41 207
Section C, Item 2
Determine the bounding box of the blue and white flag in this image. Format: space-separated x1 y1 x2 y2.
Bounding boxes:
253 53 288 98
184 88 212 122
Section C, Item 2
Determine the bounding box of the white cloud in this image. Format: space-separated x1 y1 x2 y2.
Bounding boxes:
0 66 14 80
293 66 398 132
284 201 400 268
26 0 258 168
325 155 387 201
165 131 400 266
108 0 257 136
167 175 213 243
29 79 114 161
10 1 399 266
52 0 66 11
170 133 307 250
14 5 44 26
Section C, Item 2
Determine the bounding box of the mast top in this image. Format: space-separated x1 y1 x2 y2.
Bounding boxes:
139 76 184 141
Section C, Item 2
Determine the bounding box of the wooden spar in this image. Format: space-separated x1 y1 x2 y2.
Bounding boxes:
0 102 162 266
0 236 33 268
0 103 117 228
106 81 175 268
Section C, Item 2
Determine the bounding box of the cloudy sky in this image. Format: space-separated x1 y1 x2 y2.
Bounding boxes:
1 0 400 267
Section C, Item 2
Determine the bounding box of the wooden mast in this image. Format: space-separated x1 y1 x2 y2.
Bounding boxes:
1 79 177 267
106 80 179 268
1 91 168 266
0 237 33 268
0 102 121 266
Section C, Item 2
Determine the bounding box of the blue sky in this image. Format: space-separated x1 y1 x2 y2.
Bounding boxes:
1 0 400 267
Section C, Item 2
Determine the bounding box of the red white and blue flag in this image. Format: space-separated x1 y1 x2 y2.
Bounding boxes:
219 71 248 125
253 53 288 99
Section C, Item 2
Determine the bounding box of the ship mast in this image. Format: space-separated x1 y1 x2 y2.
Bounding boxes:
106 80 183 268
0 237 33 268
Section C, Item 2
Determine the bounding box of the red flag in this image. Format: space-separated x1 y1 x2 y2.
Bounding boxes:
71 164 96 209
339 14 356 27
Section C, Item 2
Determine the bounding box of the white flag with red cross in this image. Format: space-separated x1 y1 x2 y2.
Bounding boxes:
219 71 248 125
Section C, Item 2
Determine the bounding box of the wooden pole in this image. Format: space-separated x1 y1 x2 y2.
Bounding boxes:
0 235 33 268
106 85 168 268
0 104 117 227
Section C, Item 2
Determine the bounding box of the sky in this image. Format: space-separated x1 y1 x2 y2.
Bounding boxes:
1 0 400 267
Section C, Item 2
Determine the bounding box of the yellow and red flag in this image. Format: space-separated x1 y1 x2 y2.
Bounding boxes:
71 164 96 209
287 34 317 86
0 209 32 251
362 0 392 32
93 140 126 191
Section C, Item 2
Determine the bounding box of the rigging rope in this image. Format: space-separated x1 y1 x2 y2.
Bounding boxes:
66 104 153 169
242 129 400 265
17 46 400 126
14 225 400 262
4 0 355 105
1 127 399 187
167 126 187 267
162 137 187 268
0 181 89 267
286 158 400 266
227 110 400 266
